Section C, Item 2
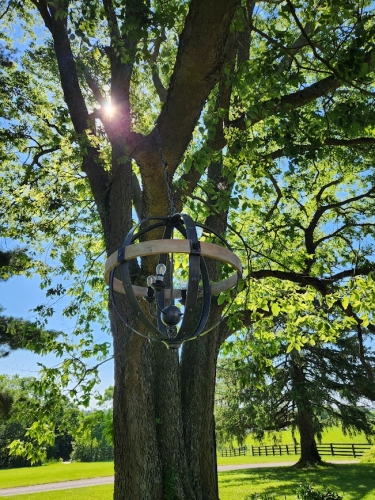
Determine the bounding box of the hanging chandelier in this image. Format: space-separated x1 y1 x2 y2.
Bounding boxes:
105 213 242 349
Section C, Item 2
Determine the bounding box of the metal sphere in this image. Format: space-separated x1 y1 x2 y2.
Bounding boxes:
161 305 183 326
105 213 242 349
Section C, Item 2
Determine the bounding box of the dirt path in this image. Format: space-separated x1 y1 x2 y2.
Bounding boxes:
0 460 360 497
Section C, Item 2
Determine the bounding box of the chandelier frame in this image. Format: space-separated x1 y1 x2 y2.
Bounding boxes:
105 213 242 348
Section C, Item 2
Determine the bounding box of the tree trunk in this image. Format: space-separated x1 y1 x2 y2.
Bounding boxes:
290 352 322 467
110 313 221 499
296 406 321 467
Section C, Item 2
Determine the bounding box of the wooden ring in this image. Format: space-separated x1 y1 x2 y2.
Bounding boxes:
104 239 242 296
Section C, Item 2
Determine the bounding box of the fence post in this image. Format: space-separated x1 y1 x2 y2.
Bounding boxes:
352 444 356 458
286 444 289 455
330 443 334 456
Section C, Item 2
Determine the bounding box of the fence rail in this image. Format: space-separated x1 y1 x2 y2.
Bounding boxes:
317 443 371 458
219 443 372 458
220 447 247 457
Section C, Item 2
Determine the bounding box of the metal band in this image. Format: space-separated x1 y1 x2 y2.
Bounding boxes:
177 214 201 339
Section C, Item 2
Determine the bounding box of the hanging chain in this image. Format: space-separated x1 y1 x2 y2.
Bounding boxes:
156 126 175 215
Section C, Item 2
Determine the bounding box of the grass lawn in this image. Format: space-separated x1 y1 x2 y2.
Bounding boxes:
0 462 114 489
218 463 375 500
217 454 298 466
0 485 114 500
217 454 359 466
1 463 375 500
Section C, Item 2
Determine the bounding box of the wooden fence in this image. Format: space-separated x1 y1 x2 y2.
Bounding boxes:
317 443 371 458
219 443 372 458
220 446 247 457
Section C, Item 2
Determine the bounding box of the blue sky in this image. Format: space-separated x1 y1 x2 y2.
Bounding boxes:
0 272 114 395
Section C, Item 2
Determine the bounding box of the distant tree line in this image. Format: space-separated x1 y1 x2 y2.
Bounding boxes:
0 375 113 468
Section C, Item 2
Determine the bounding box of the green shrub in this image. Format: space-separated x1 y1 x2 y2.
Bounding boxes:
360 445 375 463
296 482 343 499
245 482 343 500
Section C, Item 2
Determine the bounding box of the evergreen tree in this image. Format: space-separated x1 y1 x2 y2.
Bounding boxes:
216 327 375 466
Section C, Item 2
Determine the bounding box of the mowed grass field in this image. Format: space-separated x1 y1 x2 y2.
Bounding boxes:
0 462 114 489
0 426 373 499
239 425 371 447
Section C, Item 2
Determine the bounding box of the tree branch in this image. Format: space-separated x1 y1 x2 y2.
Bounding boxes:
305 185 375 257
155 0 240 172
249 269 328 294
102 0 131 136
265 137 375 161
32 1 110 224
326 137 375 147
230 75 340 130
315 223 375 248
315 177 343 204
83 66 106 107
286 0 375 98
175 29 237 205
265 173 283 222
150 33 168 103
328 265 375 282
0 0 11 20
30 0 52 31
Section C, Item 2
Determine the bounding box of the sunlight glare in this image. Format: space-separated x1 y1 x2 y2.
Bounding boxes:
103 101 114 117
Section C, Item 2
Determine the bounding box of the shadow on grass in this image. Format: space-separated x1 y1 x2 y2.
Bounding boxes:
219 463 375 499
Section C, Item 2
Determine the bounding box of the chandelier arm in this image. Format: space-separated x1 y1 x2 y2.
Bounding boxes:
120 260 169 340
129 214 181 244
173 218 187 239
109 269 166 342
175 247 200 339
156 288 167 334
186 268 240 341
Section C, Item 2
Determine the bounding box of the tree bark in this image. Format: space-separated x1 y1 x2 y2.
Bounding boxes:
290 353 322 467
296 405 321 467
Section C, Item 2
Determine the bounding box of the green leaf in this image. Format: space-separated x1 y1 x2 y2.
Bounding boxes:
271 302 280 316
217 294 226 306
342 296 349 309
